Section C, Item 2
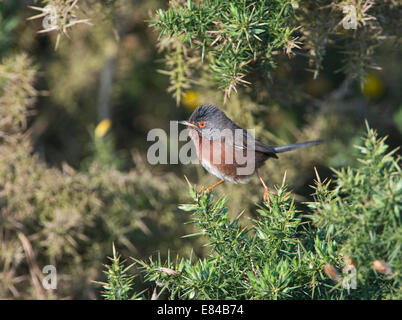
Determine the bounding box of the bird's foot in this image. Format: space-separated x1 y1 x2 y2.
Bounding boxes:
196 180 225 199
263 186 272 204
258 175 275 204
197 187 206 199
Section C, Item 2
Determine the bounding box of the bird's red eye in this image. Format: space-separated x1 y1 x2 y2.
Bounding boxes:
198 121 206 128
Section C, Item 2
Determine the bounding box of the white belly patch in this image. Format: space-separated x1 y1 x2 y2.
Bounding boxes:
200 160 252 184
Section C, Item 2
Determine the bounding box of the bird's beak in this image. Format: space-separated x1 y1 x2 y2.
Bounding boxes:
177 120 198 129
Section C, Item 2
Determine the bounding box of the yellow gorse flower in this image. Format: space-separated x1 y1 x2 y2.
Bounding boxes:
182 90 200 111
95 118 112 138
362 74 384 99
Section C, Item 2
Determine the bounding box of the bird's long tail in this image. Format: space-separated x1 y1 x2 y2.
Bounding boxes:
272 140 326 154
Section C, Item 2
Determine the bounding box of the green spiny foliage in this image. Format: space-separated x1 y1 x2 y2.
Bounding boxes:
102 125 401 299
151 0 298 101
97 244 143 300
0 54 190 299
150 0 401 102
130 188 341 299
27 0 92 50
308 122 402 299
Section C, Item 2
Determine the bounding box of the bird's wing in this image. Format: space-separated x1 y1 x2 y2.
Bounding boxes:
252 139 278 158
231 130 278 159
202 127 278 158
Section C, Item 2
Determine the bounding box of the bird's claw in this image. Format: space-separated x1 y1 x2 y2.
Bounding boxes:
196 187 208 199
258 175 272 204
263 187 271 204
196 180 225 199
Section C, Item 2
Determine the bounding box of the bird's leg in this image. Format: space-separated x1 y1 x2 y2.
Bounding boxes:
198 179 225 197
206 179 225 193
258 174 274 204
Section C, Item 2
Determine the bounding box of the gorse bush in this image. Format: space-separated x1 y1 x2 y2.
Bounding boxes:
151 0 401 102
98 244 143 300
101 125 401 299
308 125 402 299
152 0 297 102
2 0 400 300
0 54 192 299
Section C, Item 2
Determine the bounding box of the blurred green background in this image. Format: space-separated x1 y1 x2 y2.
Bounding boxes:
0 0 401 299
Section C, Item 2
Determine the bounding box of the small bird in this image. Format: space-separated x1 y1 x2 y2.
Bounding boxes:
178 104 324 201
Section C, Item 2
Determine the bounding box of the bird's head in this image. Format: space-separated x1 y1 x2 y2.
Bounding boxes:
178 104 233 136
